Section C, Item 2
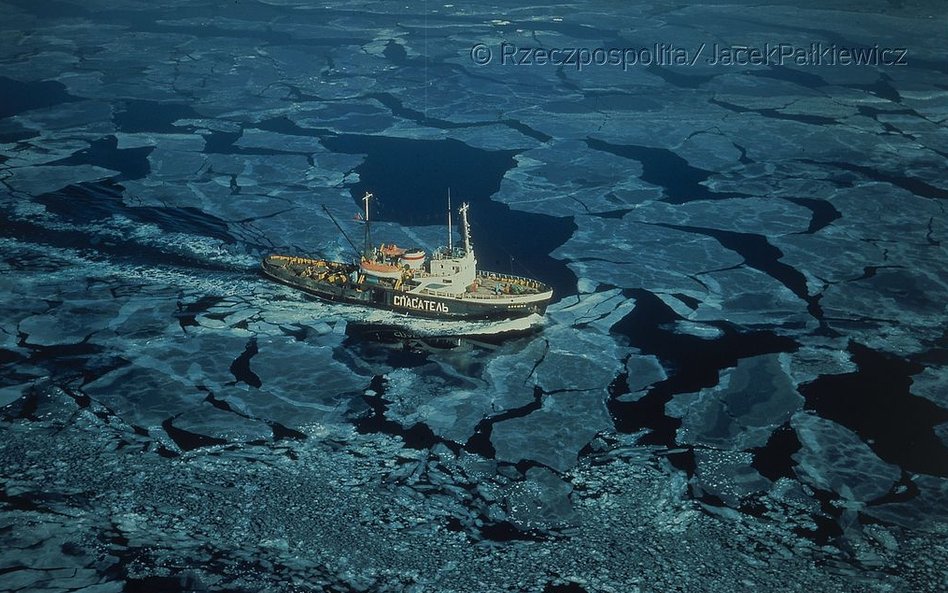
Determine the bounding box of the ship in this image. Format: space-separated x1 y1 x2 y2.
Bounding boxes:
261 192 553 320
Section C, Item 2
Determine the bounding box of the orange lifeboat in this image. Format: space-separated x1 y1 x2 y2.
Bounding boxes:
379 244 407 258
360 260 403 279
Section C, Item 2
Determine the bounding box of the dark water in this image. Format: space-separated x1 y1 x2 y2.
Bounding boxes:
321 134 579 298
586 138 744 204
800 343 948 477
0 76 79 120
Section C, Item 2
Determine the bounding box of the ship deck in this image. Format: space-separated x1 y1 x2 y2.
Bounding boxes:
264 255 552 303
413 270 551 301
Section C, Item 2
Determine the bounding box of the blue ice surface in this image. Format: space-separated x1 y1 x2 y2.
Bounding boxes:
0 1 946 591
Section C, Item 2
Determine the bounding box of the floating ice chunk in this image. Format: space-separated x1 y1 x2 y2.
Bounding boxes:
863 474 948 532
114 132 205 152
171 404 273 443
4 164 119 195
0 383 30 408
668 353 803 450
655 293 699 318
554 216 743 295
505 466 577 530
202 152 313 189
289 102 394 136
483 337 550 411
784 344 857 385
711 89 823 113
936 422 948 449
689 267 811 328
668 321 724 340
491 390 611 472
899 88 948 122
576 278 598 294
909 367 948 408
693 450 771 507
616 353 667 402
18 303 115 346
235 335 370 428
0 324 19 351
816 264 947 355
534 348 609 393
383 367 487 444
13 100 113 132
0 137 90 167
361 31 408 58
83 365 205 428
493 140 661 217
778 97 859 120
172 118 243 133
147 148 206 180
116 331 252 395
791 412 900 503
426 123 536 152
674 132 744 172
773 232 887 287
628 197 813 236
235 128 323 153
412 390 492 443
547 287 636 333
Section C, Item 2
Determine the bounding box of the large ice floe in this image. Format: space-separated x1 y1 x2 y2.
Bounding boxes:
1 0 947 591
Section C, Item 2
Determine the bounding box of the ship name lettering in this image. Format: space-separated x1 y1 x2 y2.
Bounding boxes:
394 294 449 313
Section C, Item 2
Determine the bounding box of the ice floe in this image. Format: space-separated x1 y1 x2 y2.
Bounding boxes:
791 412 901 504
668 353 803 451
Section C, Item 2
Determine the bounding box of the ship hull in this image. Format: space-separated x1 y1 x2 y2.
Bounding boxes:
261 258 551 321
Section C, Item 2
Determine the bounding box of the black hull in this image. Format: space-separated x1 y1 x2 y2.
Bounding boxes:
261 263 550 321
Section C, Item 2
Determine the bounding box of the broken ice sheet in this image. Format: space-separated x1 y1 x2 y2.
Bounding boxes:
0 137 90 168
627 197 813 236
494 140 662 217
16 285 129 346
12 99 114 134
689 266 812 328
232 335 369 424
791 412 900 504
486 299 630 397
667 353 803 451
382 367 488 444
82 364 206 429
554 215 744 295
909 367 948 409
287 102 394 136
615 353 667 403
234 128 325 153
170 402 273 443
783 343 857 385
491 389 612 472
693 450 771 507
3 164 120 195
864 474 948 532
505 466 578 531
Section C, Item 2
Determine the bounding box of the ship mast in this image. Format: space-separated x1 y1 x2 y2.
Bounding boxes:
362 191 373 259
459 202 472 256
447 188 453 253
